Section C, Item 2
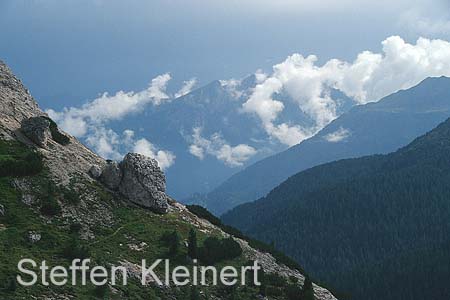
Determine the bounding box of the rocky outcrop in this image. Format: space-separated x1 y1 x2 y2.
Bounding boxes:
99 161 122 190
96 154 169 213
119 153 169 213
21 116 52 148
28 231 41 243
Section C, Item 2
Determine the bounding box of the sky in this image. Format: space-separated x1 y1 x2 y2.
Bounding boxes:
3 0 450 175
1 0 450 112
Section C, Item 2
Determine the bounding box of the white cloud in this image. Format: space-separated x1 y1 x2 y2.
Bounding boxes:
47 73 171 136
220 78 244 99
244 36 450 146
175 78 198 98
189 127 257 167
85 127 122 161
324 127 351 143
46 73 176 169
133 138 175 170
84 128 175 170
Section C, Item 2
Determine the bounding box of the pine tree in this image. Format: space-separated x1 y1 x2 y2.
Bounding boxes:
300 276 315 300
190 285 200 300
169 230 180 257
188 228 198 259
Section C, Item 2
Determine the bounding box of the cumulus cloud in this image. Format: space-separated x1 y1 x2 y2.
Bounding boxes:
244 36 450 146
189 127 257 167
46 73 176 169
133 138 176 170
324 127 351 143
85 128 175 170
47 73 171 136
175 78 197 98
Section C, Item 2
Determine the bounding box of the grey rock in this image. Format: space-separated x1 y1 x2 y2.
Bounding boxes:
99 161 123 190
21 116 52 148
28 231 41 243
119 153 169 213
0 204 4 216
89 165 103 179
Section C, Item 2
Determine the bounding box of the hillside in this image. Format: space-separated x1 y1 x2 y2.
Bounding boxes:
0 60 338 299
223 115 450 300
200 77 450 215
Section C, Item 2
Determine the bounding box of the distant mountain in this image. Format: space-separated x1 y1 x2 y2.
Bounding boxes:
112 75 353 200
0 60 338 300
198 77 450 215
223 116 450 300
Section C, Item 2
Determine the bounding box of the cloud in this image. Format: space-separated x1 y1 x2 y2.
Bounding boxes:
133 138 176 170
85 128 175 170
47 73 171 136
189 127 257 167
324 127 351 143
85 127 122 161
175 78 198 98
244 36 450 146
46 73 176 169
398 2 450 37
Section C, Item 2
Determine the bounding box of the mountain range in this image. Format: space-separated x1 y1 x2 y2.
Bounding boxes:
71 74 354 200
223 107 450 299
0 60 338 299
197 77 450 215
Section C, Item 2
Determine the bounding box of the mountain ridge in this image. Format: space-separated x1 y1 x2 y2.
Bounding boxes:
223 112 450 300
198 76 450 215
0 59 338 300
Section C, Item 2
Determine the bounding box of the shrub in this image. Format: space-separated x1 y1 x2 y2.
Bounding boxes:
300 277 315 300
40 188 61 217
161 230 181 257
63 188 80 205
62 238 90 260
0 151 43 177
93 284 109 298
286 284 303 300
188 228 198 259
42 116 70 145
186 205 305 274
198 237 242 265
265 286 282 297
69 223 82 234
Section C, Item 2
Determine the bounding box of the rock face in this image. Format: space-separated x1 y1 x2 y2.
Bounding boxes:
99 161 122 190
119 153 169 213
96 153 169 213
21 116 52 148
88 165 103 179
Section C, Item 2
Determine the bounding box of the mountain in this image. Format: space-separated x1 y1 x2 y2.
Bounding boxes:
0 60 338 299
108 76 354 200
223 115 450 300
199 77 450 215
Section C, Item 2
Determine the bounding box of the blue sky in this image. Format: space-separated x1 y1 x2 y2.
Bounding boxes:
2 0 449 111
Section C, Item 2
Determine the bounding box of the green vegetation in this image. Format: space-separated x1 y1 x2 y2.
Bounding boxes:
188 228 198 259
0 139 310 299
223 118 450 300
0 140 43 177
187 205 305 274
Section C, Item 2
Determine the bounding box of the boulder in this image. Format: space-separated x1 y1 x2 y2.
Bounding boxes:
89 165 103 179
99 161 122 190
28 231 41 243
0 204 4 216
21 116 52 148
119 153 169 213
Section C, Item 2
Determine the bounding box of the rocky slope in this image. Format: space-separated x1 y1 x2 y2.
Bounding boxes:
0 60 338 300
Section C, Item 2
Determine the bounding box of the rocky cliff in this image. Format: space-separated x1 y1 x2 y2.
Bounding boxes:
0 60 338 300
